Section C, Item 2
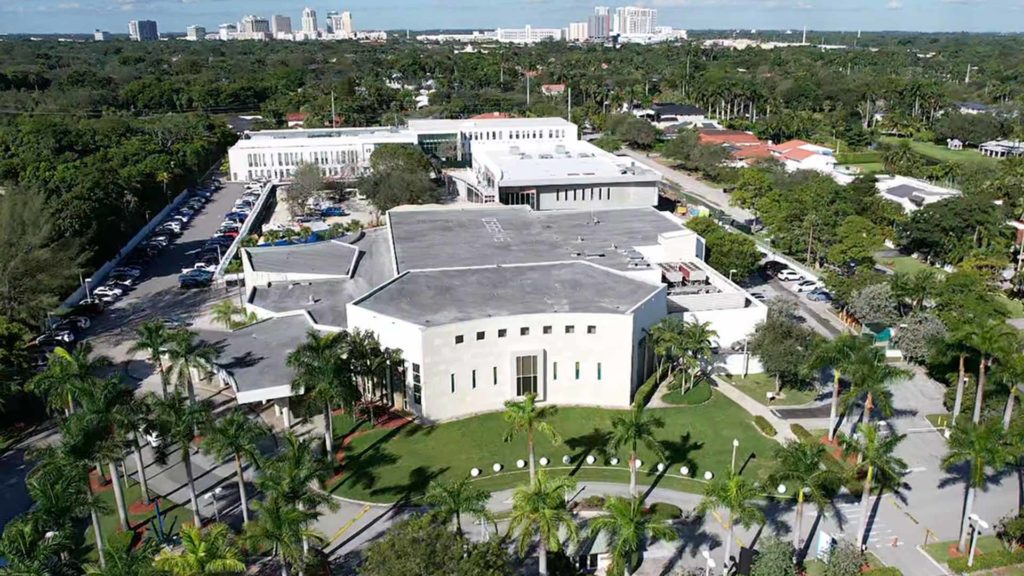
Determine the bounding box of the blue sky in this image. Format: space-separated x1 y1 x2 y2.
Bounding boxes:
1 0 1022 34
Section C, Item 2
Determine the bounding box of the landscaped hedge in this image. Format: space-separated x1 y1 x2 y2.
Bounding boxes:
634 366 667 409
948 548 1024 572
753 415 777 437
791 424 814 442
863 567 903 576
647 502 684 521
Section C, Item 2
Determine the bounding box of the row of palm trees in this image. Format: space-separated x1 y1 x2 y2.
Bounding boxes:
648 318 718 392
287 329 403 462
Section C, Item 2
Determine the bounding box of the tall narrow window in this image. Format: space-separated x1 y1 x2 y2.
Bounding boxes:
493 366 498 385
450 373 456 394
472 369 477 389
553 362 558 380
412 363 422 405
575 361 580 380
597 363 602 380
515 355 538 396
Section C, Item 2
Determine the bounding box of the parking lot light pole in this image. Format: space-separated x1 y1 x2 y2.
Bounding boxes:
731 439 740 474
204 487 225 523
729 269 737 282
968 514 990 568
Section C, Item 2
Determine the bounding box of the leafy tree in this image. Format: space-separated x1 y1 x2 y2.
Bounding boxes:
933 112 1005 146
605 114 657 149
942 420 1013 551
697 472 765 572
154 523 246 576
822 540 863 576
730 169 774 211
0 514 78 576
421 478 493 538
503 393 561 486
899 196 1010 266
508 472 579 576
750 537 796 576
839 423 908 548
243 498 322 576
891 312 947 364
28 342 111 416
848 283 899 327
359 144 439 215
748 301 819 393
588 496 677 576
360 514 513 576
202 409 269 525
811 334 873 441
826 216 883 268
286 162 323 217
880 140 922 175
592 135 623 153
609 405 665 498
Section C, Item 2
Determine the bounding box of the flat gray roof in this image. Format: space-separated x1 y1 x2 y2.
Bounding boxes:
246 241 358 277
388 206 684 273
208 315 312 393
353 261 662 326
248 228 395 329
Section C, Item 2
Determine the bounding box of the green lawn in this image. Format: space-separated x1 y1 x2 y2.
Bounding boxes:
85 477 194 556
840 162 886 175
924 535 1004 566
879 136 997 166
874 253 936 275
662 380 713 405
725 373 821 406
329 395 779 503
926 413 954 429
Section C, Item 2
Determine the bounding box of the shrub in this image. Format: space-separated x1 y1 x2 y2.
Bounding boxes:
824 540 863 576
947 548 1024 573
998 513 1024 552
791 424 813 442
753 415 777 437
647 502 683 522
751 536 796 576
579 495 606 509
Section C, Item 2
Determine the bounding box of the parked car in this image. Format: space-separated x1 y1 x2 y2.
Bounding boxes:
179 269 213 289
806 289 832 302
93 285 124 298
57 316 91 330
751 292 768 301
776 269 803 282
160 316 190 329
33 330 75 346
320 206 347 217
182 262 217 274
217 229 240 238
795 280 823 293
157 222 182 235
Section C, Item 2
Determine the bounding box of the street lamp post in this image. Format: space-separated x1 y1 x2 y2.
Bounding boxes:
204 487 225 523
731 439 740 474
968 514 990 568
729 269 737 282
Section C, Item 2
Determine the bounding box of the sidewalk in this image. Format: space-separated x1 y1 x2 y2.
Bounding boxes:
711 376 796 442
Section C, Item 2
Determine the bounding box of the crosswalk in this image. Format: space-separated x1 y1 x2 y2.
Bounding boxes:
822 501 906 549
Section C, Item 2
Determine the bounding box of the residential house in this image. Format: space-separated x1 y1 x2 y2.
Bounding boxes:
768 139 837 173
980 139 1024 158
957 102 990 115
286 112 308 128
541 83 566 96
876 175 961 213
947 138 963 151
698 129 771 165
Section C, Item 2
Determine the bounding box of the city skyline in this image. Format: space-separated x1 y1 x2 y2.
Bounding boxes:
1 0 1023 35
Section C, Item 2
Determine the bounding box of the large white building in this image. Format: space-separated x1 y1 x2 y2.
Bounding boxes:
614 6 657 36
300 7 318 38
186 25 206 41
568 21 589 42
495 25 562 44
227 117 580 182
589 7 611 41
217 203 766 423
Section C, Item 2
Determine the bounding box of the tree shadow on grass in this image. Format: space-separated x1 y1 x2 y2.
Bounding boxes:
565 428 612 474
660 432 702 473
656 514 723 576
332 442 399 494
369 465 450 504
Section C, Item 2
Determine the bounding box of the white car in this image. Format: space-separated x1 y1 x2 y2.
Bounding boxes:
777 269 803 282
181 262 217 274
143 429 162 448
795 280 823 293
93 285 124 298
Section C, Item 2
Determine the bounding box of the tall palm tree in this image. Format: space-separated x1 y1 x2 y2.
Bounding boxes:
114 393 156 506
25 453 95 533
968 320 1016 424
942 324 976 427
697 472 765 571
72 377 136 532
942 420 1013 552
0 514 77 576
811 334 871 441
202 409 269 525
244 498 323 576
679 320 717 392
422 478 493 538
508 472 579 576
839 423 908 548
151 392 212 527
86 530 158 576
129 320 173 398
649 317 683 379
609 405 665 498
154 523 246 576
992 354 1024 430
287 331 357 461
28 342 111 416
766 440 844 549
840 347 908 428
588 496 677 576
503 393 561 486
165 330 216 404
211 301 239 329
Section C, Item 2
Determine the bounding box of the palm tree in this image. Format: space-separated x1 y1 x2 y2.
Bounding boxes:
115 393 156 506
28 342 111 416
649 317 683 379
942 324 976 427
840 347 908 428
588 496 677 576
967 320 1016 424
0 514 77 576
202 409 269 525
287 331 357 461
942 420 1013 552
86 531 158 576
766 440 844 550
244 498 323 576
154 523 246 576
811 334 871 441
839 423 908 548
609 405 665 498
211 301 239 329
129 320 173 398
503 393 561 486
992 354 1024 430
679 320 717 392
422 478 493 538
508 472 579 576
151 392 212 527
697 472 765 571
73 377 136 532
165 330 217 404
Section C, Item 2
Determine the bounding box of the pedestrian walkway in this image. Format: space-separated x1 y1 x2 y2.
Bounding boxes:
711 376 796 442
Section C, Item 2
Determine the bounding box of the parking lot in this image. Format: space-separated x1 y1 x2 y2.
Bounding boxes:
85 179 252 348
744 268 847 337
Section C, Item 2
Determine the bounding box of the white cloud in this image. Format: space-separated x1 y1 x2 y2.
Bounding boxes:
887 0 903 8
